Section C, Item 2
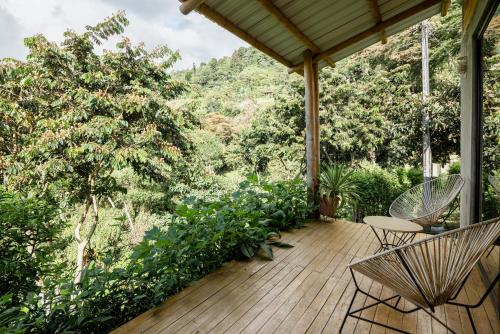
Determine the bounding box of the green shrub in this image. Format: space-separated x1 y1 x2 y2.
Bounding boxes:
448 161 461 175
348 164 405 222
406 167 424 187
483 182 499 220
0 189 68 306
444 161 498 221
3 177 308 333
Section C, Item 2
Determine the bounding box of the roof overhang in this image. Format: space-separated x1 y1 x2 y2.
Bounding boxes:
179 0 451 73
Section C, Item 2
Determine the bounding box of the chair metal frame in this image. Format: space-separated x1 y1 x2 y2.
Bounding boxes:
389 174 464 230
341 257 500 334
340 217 500 334
369 226 419 253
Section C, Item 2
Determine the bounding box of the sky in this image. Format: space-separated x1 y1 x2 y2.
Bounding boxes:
0 0 246 70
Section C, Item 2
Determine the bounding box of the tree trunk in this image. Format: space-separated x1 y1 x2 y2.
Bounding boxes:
123 202 135 232
74 173 101 285
107 196 116 208
421 20 432 184
74 201 91 284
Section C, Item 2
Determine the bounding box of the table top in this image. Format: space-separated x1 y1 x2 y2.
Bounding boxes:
363 216 423 233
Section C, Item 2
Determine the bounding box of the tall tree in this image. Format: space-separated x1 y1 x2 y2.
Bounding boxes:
0 12 190 283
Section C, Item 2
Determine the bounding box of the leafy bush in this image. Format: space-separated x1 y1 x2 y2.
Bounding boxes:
0 189 67 306
2 178 308 333
445 161 498 221
348 164 405 222
406 167 424 187
483 181 500 220
447 161 461 175
319 164 360 218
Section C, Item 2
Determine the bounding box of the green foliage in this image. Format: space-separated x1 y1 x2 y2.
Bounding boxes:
319 164 360 208
230 3 497 174
447 161 461 175
0 11 189 203
0 11 197 286
482 16 500 171
238 77 305 176
1 3 498 333
0 188 67 305
349 164 405 222
406 167 424 187
483 180 500 220
1 178 307 333
191 129 228 174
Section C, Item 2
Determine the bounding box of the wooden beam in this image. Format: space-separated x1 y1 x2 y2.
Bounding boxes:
367 0 388 44
258 0 335 71
289 0 441 71
258 0 319 52
314 0 441 63
304 50 320 219
194 4 294 68
179 0 207 15
440 0 451 16
324 58 336 68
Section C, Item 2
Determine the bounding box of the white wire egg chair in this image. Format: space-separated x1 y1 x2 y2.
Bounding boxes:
389 174 464 229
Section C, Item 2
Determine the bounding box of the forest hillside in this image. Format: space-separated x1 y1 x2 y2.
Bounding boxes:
174 5 498 184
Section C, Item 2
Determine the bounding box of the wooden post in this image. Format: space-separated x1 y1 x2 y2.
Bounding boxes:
304 50 320 219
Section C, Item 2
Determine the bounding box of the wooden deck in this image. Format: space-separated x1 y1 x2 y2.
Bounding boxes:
113 221 499 334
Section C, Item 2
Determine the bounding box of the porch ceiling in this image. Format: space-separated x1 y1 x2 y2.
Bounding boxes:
179 0 450 72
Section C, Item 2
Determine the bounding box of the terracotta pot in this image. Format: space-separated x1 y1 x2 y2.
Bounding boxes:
320 196 340 218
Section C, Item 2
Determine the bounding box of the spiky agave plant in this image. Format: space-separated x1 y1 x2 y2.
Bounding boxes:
319 164 360 218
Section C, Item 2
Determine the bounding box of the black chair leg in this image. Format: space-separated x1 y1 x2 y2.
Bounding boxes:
340 287 459 334
339 288 358 333
466 307 477 334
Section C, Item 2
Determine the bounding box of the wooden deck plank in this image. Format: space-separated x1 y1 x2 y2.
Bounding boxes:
270 222 370 334
148 225 326 333
385 289 404 333
323 237 380 334
306 228 377 333
400 299 418 333
431 305 448 334
239 228 343 333
371 285 395 334
207 263 302 334
221 224 339 334
454 281 475 334
206 224 350 334
112 221 499 334
443 303 463 333
279 224 371 334
161 260 289 333
465 266 496 334
114 224 318 334
354 278 383 333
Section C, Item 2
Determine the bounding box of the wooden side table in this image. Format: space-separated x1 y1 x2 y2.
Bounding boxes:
363 216 423 253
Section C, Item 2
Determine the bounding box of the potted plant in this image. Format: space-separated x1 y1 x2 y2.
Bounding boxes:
319 164 360 219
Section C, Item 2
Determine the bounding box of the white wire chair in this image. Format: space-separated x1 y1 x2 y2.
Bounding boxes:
389 174 464 228
340 217 500 334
